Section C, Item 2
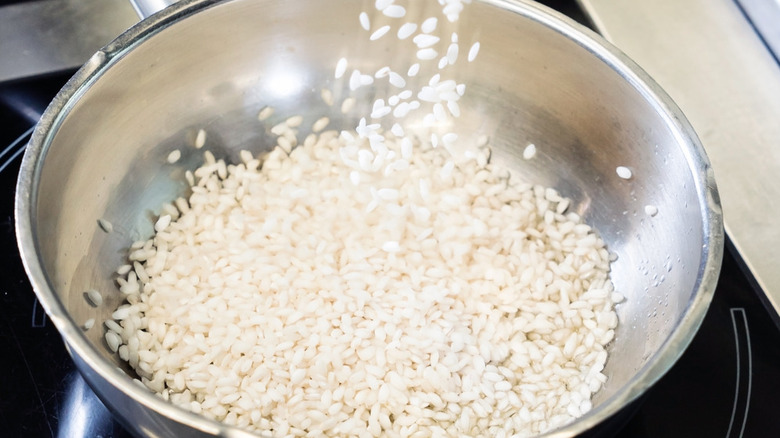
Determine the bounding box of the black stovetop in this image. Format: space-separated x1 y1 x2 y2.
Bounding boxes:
2 2 780 437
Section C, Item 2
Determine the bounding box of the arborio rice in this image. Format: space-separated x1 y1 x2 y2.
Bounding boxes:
107 129 620 437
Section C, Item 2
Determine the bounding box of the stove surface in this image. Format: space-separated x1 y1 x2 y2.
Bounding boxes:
2 1 779 437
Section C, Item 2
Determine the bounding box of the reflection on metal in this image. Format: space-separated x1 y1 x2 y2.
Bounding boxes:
129 0 178 19
57 371 116 438
0 126 32 174
735 0 780 61
580 0 780 324
31 294 46 328
0 0 138 83
727 308 752 438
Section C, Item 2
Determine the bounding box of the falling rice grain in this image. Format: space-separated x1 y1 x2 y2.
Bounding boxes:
383 5 405 18
421 17 438 33
349 70 362 91
446 43 459 65
388 72 406 88
468 41 481 62
447 100 460 117
417 48 438 60
359 12 370 31
397 23 417 40
616 166 632 179
375 66 391 78
335 57 348 79
375 0 393 10
370 25 391 41
413 34 440 49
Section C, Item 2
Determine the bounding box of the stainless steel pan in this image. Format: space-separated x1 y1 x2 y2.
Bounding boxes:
15 0 723 436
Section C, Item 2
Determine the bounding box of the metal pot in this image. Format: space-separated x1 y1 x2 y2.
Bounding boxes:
15 0 723 436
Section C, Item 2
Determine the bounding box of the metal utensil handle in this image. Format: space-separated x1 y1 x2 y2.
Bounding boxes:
128 0 178 19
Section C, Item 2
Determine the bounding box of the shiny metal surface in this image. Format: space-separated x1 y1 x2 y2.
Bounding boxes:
580 0 780 324
0 0 137 83
736 0 780 60
15 0 722 436
129 0 178 19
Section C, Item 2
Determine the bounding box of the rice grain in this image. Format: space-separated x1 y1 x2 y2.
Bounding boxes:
468 42 481 62
397 23 417 40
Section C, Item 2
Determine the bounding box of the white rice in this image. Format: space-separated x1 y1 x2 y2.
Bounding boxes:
383 4 406 18
413 34 440 49
388 72 406 88
616 166 632 179
82 318 95 331
370 25 391 41
468 41 481 62
446 99 460 117
421 16 438 33
446 42 459 65
257 106 274 121
523 143 537 160
417 48 438 60
374 66 391 78
195 129 207 149
359 11 370 30
335 57 348 79
397 22 417 40
166 149 181 164
86 289 103 307
341 97 357 114
285 115 304 128
312 117 331 133
375 0 394 10
349 70 362 91
110 132 618 436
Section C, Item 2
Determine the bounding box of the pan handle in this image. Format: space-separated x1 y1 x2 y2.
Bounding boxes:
128 0 178 19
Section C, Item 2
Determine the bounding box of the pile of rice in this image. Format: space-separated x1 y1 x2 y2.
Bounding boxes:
103 0 621 436
106 128 619 436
